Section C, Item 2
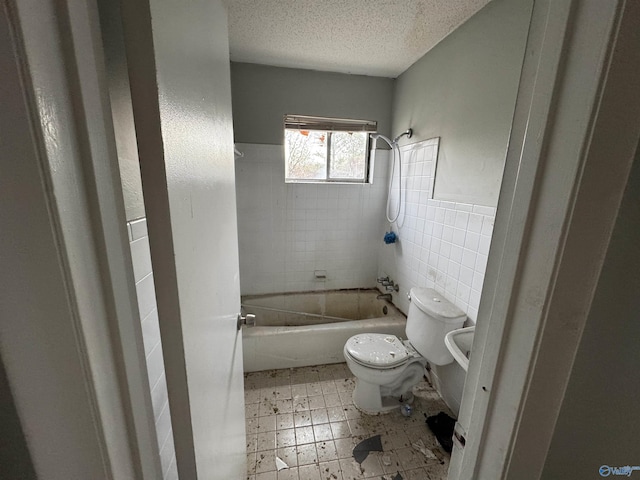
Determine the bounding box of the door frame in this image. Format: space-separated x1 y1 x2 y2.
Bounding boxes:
449 0 640 478
1 0 160 478
4 0 640 479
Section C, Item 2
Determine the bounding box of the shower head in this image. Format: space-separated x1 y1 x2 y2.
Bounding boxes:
370 133 394 148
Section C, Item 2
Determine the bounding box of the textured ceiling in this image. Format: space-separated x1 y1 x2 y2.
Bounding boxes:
222 0 492 78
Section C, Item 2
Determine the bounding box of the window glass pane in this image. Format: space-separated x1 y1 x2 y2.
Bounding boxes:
329 131 367 180
285 129 327 180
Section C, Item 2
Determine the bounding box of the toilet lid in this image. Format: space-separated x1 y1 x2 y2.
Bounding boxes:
345 334 410 368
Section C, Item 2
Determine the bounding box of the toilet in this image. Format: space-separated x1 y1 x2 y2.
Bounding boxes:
343 287 466 414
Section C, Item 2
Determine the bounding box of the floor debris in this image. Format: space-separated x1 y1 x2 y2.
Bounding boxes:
426 411 456 453
245 365 453 478
431 446 447 465
380 473 403 480
352 434 383 464
275 456 288 471
412 439 437 460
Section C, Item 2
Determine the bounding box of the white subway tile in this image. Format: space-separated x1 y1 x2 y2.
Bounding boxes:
129 218 148 241
433 222 444 239
459 266 474 288
462 249 477 269
473 205 496 216
444 276 458 297
155 403 173 452
440 241 452 259
467 214 484 234
135 273 157 320
159 433 175 477
472 272 484 293
455 203 473 212
469 289 482 310
482 216 495 236
150 373 169 421
478 235 492 256
452 228 466 247
438 255 449 273
456 282 471 304
431 237 441 254
447 261 461 280
475 253 489 275
428 252 439 268
450 244 463 264
464 232 481 252
141 308 161 357
442 226 454 243
455 211 469 229
130 236 152 283
444 209 456 226
146 343 165 393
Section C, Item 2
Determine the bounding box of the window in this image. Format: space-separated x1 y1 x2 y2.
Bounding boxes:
284 115 377 183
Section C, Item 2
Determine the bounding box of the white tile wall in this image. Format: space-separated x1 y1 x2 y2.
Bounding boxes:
128 218 177 479
235 143 390 295
374 138 497 415
235 141 496 320
376 139 496 323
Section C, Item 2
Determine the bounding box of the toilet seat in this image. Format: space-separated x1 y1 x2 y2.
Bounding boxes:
345 333 413 369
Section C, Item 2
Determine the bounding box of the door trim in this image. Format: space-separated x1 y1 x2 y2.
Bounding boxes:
450 0 640 478
1 0 161 478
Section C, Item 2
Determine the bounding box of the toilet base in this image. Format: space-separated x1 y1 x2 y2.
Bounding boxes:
352 378 416 415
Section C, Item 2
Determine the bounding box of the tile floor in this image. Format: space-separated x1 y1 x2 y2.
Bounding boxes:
244 363 453 480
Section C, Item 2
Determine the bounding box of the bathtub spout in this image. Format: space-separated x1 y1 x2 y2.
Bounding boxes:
376 293 393 302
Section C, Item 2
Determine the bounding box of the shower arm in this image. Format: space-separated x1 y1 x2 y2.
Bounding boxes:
371 128 413 147
393 129 413 144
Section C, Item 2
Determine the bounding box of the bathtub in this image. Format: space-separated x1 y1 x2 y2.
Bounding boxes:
241 289 407 372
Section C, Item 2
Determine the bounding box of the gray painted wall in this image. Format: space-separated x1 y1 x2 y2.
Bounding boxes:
102 0 529 213
392 0 532 206
98 0 146 221
230 62 394 144
541 146 640 479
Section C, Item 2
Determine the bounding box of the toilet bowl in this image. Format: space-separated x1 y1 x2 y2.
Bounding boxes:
343 334 427 414
344 288 466 414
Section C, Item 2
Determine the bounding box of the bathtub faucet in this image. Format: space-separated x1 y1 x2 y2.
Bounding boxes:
376 293 393 302
377 275 400 292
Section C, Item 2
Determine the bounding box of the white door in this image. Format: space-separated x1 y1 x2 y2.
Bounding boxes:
120 0 246 478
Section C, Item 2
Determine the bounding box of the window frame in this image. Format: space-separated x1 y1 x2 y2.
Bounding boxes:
283 115 377 184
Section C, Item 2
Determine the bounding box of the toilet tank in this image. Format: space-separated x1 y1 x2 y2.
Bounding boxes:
406 288 466 366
